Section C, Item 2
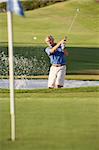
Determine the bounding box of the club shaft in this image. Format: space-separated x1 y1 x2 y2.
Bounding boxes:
67 12 78 33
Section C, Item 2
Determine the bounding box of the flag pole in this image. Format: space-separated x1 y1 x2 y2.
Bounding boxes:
7 10 15 141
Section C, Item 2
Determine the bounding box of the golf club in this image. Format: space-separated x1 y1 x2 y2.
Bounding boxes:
67 8 80 34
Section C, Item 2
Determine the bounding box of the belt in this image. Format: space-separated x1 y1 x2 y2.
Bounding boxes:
52 64 65 67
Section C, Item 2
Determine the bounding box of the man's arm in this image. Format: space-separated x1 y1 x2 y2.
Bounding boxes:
50 39 66 54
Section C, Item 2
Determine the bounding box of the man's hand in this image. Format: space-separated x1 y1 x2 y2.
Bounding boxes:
50 37 67 54
64 36 67 42
59 37 67 44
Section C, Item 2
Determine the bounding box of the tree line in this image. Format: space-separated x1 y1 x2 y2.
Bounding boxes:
0 0 68 12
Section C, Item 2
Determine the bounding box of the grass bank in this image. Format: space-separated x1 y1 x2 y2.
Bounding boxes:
0 46 99 76
0 0 99 47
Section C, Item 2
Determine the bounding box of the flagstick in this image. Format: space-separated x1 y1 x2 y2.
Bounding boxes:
7 11 15 141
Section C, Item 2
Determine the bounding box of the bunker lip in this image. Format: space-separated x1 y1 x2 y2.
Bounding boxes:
0 79 99 89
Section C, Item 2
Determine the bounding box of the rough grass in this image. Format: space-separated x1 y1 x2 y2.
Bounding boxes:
0 0 99 76
0 0 99 47
0 46 99 75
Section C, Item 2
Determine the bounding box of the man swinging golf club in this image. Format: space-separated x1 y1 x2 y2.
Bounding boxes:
45 35 69 88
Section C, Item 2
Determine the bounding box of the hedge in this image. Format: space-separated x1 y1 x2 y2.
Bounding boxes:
0 0 68 12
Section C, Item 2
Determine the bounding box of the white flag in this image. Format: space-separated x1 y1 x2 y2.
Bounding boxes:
7 0 24 16
0 0 8 3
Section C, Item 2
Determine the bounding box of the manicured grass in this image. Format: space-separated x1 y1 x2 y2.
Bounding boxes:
0 87 99 150
0 75 99 80
0 0 99 47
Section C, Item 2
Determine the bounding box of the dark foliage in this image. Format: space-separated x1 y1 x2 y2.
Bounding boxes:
0 0 68 12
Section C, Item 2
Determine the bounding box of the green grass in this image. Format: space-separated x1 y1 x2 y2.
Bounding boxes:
0 87 99 150
0 0 99 75
1 46 99 75
0 0 99 47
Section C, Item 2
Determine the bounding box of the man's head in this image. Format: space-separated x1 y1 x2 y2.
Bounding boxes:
45 35 55 46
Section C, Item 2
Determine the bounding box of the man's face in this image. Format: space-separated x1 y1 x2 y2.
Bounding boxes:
47 38 54 46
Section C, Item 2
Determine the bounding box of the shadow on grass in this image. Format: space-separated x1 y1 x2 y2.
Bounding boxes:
0 45 99 75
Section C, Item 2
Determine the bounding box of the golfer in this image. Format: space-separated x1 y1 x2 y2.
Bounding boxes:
45 35 69 88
